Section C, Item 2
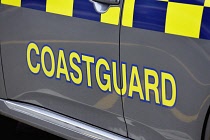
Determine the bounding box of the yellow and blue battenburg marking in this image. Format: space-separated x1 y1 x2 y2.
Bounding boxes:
1 0 210 39
0 0 120 25
122 0 210 40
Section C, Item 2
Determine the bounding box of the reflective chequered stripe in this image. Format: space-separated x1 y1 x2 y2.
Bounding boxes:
122 0 168 32
1 0 210 40
165 0 210 40
122 0 210 40
101 7 121 25
122 0 135 27
0 0 120 25
46 0 74 16
1 0 21 7
165 2 204 38
205 0 210 6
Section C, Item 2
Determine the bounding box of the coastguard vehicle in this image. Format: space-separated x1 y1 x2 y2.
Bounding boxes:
0 0 209 139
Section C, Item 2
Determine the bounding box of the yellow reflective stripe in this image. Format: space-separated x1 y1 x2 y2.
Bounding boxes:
1 0 21 7
204 0 210 7
165 2 203 38
101 7 120 25
46 0 74 17
122 0 135 27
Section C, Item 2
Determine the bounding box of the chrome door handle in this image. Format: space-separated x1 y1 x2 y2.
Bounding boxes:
92 0 120 5
90 0 119 14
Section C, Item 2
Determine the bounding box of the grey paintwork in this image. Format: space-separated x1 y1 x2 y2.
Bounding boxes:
0 41 6 99
120 27 210 140
0 99 128 140
0 4 127 136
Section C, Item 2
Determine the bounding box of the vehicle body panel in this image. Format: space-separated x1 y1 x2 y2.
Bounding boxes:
120 27 210 140
0 1 127 136
120 0 210 139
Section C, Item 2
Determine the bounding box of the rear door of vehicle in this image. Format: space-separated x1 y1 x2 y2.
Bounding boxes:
120 0 210 139
0 0 127 136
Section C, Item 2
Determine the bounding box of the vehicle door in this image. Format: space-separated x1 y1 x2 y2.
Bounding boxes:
0 0 127 136
120 0 210 139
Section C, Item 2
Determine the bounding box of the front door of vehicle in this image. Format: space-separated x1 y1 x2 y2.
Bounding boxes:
0 0 127 136
120 0 210 139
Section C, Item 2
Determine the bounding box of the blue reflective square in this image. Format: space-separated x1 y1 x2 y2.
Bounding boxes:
73 0 100 22
21 0 46 11
200 7 210 40
133 0 168 32
169 0 205 6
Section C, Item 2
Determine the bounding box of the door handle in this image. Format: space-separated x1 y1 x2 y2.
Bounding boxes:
90 0 119 14
92 0 120 5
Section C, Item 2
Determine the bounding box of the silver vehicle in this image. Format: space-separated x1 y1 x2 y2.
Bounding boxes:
0 0 209 139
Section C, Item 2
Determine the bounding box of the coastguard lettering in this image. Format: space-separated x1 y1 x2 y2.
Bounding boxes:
27 42 177 108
